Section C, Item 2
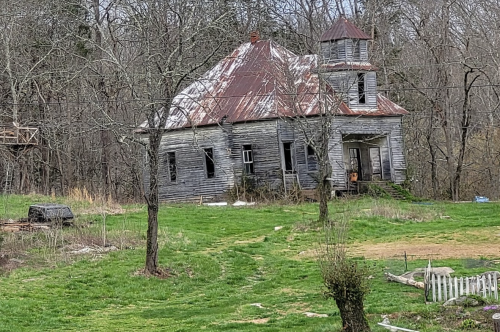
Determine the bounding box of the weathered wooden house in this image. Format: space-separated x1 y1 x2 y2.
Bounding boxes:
139 18 408 201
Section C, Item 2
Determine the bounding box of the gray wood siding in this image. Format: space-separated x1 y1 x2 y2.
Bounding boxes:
348 72 377 109
322 39 368 63
337 40 346 61
231 121 283 189
144 115 406 200
359 40 368 61
333 116 407 188
154 126 234 201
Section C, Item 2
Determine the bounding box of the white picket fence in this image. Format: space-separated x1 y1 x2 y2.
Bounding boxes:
424 261 499 302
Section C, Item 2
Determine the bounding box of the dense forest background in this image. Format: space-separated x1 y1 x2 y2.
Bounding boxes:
1 0 499 201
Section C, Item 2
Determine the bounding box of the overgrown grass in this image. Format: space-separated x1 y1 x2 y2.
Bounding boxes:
0 195 499 331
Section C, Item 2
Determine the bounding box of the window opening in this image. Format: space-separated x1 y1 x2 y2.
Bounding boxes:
166 152 177 182
242 145 254 174
283 142 294 173
357 73 366 104
204 148 215 178
306 145 318 172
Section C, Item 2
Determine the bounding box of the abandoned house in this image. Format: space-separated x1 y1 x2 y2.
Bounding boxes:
139 18 408 201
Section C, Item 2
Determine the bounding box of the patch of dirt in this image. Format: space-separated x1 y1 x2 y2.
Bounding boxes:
351 241 500 259
291 230 500 260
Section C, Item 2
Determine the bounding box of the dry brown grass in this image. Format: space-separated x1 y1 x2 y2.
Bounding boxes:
356 201 439 222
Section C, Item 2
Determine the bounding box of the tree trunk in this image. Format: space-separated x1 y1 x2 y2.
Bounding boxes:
336 297 371 332
318 162 332 224
145 128 161 275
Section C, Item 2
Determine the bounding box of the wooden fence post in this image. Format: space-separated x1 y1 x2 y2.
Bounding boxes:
493 313 500 332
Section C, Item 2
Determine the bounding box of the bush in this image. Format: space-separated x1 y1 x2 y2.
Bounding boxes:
319 221 371 332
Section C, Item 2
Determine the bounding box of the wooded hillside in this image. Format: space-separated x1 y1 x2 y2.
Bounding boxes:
0 0 498 201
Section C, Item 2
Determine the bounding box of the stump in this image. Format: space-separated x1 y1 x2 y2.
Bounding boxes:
493 313 500 332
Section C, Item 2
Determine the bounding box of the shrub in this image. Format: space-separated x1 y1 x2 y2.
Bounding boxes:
319 220 371 332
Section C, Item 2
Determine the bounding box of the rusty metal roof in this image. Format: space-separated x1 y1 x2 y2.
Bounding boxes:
320 17 371 42
138 40 406 131
337 94 409 116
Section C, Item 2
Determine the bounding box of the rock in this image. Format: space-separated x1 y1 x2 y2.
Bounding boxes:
304 312 328 318
250 303 264 309
274 226 283 231
445 296 479 307
443 298 458 306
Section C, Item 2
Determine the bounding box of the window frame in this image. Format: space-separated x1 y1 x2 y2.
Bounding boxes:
166 151 177 183
242 144 254 175
357 72 366 104
305 144 318 172
203 147 216 179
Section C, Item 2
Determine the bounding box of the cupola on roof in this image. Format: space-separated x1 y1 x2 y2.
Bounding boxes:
320 16 371 42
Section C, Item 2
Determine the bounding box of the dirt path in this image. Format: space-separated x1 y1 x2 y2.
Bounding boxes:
350 241 500 259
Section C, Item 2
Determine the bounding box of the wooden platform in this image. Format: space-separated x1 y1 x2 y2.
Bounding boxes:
0 126 39 145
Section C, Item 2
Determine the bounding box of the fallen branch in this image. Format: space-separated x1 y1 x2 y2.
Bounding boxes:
385 272 425 290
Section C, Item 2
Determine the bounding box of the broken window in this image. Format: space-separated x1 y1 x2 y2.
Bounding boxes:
242 145 254 174
306 145 318 172
166 151 177 182
357 73 366 104
283 142 294 173
204 148 215 178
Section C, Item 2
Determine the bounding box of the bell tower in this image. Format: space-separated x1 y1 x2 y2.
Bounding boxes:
319 17 377 110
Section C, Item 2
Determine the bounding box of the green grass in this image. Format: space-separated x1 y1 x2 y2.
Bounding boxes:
0 196 499 331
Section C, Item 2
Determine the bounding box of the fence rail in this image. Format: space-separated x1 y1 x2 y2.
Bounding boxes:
425 260 498 302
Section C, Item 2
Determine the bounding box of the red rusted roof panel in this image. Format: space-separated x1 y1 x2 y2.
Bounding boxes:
320 17 371 41
336 94 409 116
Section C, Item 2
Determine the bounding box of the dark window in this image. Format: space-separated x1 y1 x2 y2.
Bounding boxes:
242 145 254 174
283 142 294 173
166 152 177 182
307 145 315 156
357 73 366 104
306 145 318 171
204 148 215 178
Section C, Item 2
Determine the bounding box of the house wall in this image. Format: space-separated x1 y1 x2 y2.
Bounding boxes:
330 116 406 190
230 120 283 190
321 39 368 63
145 115 406 201
145 126 234 201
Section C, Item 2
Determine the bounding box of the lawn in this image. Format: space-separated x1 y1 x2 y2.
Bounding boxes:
0 195 499 331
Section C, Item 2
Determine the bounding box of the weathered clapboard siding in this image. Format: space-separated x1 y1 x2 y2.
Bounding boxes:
359 40 368 61
347 72 377 109
153 126 234 201
323 39 367 63
231 120 283 190
146 114 406 200
332 116 406 189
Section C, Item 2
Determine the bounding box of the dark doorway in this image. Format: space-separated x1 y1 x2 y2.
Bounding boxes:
349 148 362 181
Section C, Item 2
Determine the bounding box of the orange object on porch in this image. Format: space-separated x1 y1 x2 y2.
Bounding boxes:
349 172 358 182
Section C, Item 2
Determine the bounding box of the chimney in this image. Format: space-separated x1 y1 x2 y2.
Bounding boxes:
250 31 260 44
